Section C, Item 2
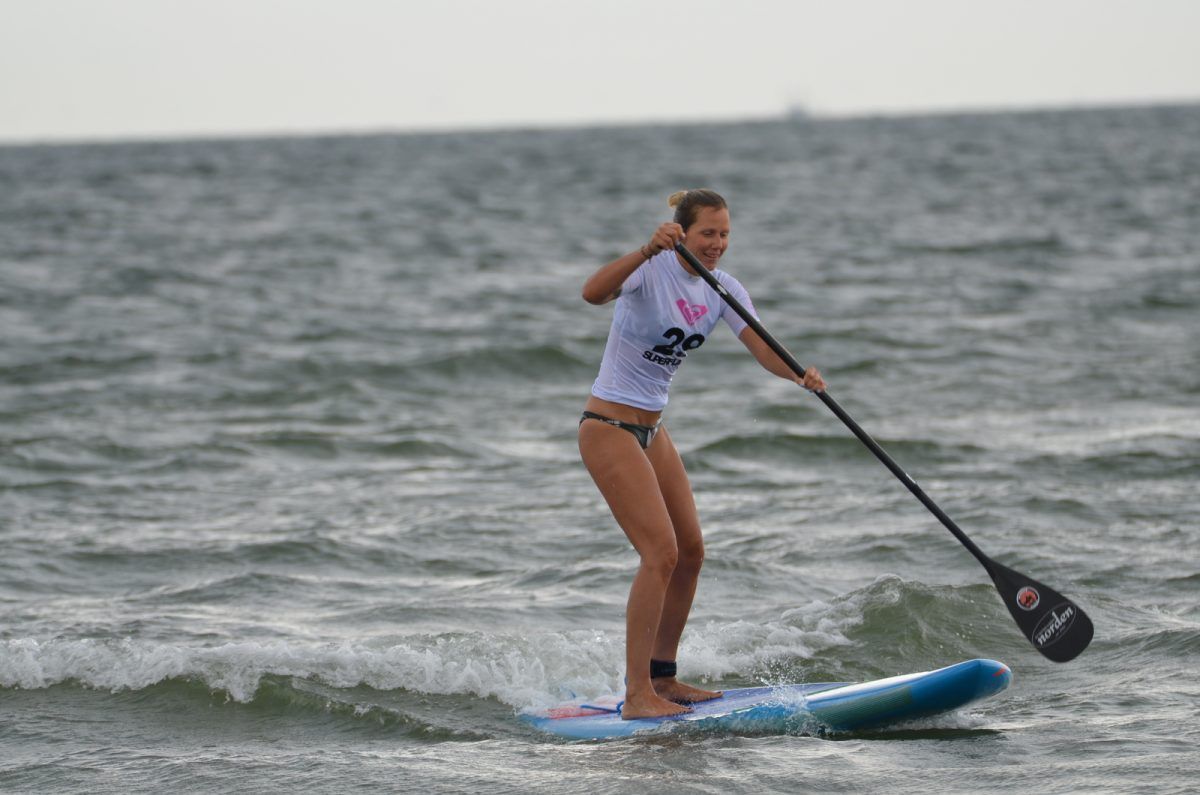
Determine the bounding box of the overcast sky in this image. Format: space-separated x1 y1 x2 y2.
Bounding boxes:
2 0 1198 143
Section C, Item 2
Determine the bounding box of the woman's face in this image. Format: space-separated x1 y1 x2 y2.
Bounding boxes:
682 206 731 271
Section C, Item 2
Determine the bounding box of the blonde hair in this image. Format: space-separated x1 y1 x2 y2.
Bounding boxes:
668 188 727 230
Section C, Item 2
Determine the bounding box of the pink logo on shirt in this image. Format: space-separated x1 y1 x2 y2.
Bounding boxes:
676 299 708 326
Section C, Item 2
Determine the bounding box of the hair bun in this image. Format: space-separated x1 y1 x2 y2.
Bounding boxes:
667 188 727 230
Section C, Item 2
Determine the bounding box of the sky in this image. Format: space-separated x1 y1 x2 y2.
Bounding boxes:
2 0 1199 143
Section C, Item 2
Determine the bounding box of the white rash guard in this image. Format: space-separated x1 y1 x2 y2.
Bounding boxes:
590 250 758 412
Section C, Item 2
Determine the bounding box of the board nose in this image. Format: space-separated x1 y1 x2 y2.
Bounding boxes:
976 658 1013 695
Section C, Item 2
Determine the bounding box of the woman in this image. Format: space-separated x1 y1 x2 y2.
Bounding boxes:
579 189 827 719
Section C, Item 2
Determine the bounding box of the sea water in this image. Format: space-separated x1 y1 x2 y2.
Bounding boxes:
2 105 1198 792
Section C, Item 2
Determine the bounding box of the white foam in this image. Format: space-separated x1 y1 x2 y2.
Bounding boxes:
0 633 622 707
0 603 859 709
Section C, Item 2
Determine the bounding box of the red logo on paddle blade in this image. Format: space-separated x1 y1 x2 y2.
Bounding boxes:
1016 586 1040 611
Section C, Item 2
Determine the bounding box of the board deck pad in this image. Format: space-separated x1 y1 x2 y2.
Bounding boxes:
522 658 1011 740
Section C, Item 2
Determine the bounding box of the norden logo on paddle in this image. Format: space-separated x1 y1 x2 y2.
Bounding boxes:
1033 603 1078 648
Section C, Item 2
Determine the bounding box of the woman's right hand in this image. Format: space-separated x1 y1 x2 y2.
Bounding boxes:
647 222 684 255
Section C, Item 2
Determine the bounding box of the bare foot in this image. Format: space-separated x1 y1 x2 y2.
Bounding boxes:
653 677 723 705
620 691 693 720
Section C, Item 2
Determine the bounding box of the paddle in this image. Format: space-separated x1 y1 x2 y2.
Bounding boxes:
674 242 1094 662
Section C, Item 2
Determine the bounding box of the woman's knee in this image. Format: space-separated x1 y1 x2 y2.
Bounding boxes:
676 536 705 573
640 539 679 582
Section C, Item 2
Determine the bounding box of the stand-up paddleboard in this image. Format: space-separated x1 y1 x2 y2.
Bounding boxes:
523 658 1011 740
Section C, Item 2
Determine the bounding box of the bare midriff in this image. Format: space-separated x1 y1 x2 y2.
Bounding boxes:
583 395 663 427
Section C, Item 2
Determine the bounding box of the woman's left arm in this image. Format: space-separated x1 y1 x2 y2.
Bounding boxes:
738 327 827 392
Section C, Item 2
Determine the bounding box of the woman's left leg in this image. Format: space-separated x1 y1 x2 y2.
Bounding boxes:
645 425 722 703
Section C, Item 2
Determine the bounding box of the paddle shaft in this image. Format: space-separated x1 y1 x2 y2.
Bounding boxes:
673 243 992 567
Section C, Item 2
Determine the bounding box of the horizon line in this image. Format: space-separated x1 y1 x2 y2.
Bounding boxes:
2 95 1198 150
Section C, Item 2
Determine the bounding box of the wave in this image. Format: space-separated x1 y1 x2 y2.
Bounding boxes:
1092 618 1200 664
1 427 476 485
894 233 1067 257
3 435 256 479
692 431 982 467
0 634 614 708
226 429 477 461
0 576 1017 711
770 575 1024 682
1020 445 1200 480
412 343 592 383
1164 572 1200 589
0 350 157 387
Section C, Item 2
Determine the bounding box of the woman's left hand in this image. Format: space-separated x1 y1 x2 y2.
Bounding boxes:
797 367 826 392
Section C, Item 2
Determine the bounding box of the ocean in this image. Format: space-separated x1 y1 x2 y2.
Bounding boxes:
2 104 1198 793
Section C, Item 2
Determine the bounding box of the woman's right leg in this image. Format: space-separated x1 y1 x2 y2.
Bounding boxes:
579 419 691 719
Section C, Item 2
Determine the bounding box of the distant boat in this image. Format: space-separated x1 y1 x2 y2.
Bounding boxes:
785 103 811 121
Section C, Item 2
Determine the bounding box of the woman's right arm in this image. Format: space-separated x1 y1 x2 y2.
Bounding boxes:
581 249 647 305
581 223 683 305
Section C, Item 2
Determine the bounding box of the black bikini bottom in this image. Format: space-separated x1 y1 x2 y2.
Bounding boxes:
580 411 661 450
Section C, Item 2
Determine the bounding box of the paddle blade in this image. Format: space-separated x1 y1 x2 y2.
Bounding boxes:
985 559 1094 662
